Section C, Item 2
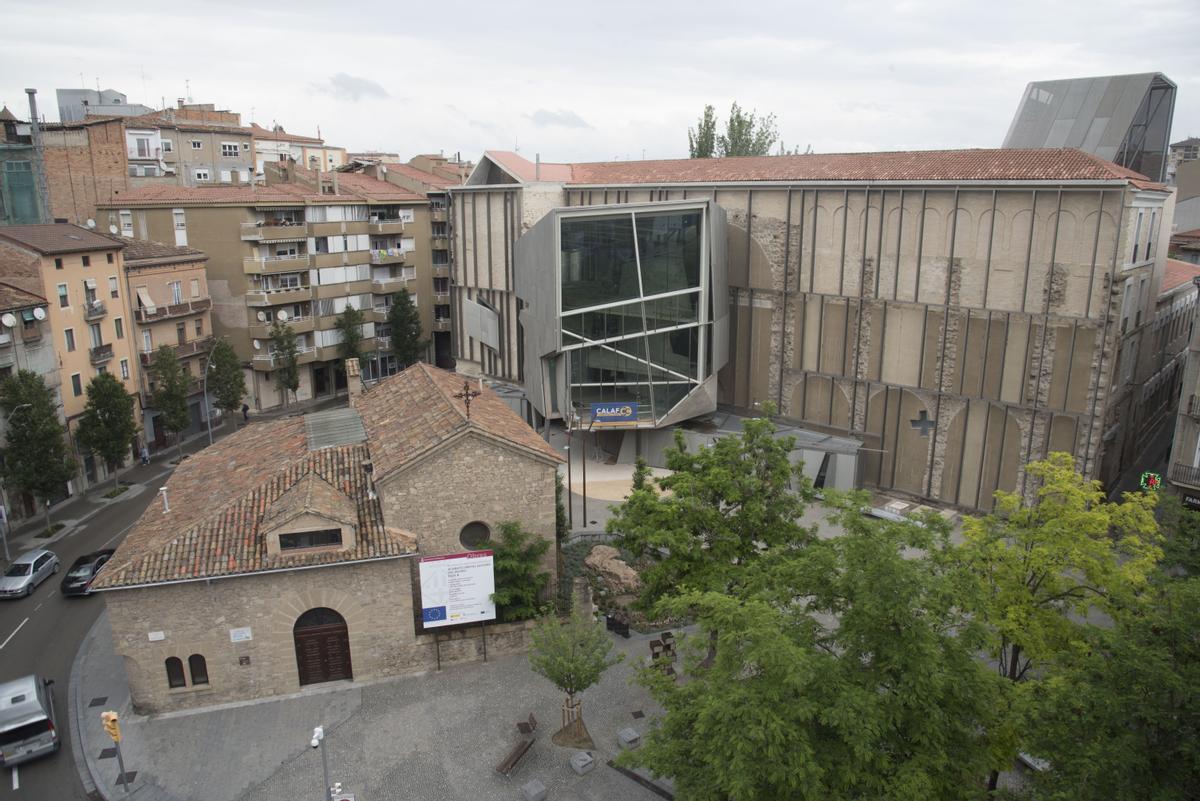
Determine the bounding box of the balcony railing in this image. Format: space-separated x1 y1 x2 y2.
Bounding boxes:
433 318 451 332
370 248 407 265
1188 395 1200 418
431 236 449 250
1171 462 1200 488
433 291 450 303
0 331 11 348
135 297 211 323
368 219 406 235
371 275 412 293
240 221 306 240
244 254 310 274
138 336 214 366
83 300 107 321
245 286 313 306
251 345 316 370
431 208 448 223
89 343 114 365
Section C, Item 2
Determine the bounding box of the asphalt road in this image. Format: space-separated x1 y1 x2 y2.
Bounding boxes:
0 485 163 801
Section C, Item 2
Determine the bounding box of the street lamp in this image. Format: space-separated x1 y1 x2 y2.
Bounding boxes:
0 403 32 562
310 725 332 801
201 359 215 446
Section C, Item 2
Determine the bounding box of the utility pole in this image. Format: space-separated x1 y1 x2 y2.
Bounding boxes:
101 711 131 795
24 89 52 224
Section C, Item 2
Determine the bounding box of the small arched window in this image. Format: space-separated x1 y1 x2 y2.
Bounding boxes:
188 654 209 686
165 657 186 689
459 521 491 550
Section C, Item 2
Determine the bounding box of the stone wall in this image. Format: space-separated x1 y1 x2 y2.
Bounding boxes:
42 119 129 225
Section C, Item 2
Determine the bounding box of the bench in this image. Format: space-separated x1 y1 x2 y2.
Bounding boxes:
496 714 539 777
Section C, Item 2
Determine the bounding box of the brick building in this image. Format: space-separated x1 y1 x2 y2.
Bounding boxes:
40 116 130 226
93 363 561 713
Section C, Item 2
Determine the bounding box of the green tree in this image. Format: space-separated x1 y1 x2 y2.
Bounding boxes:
624 500 1008 801
1023 576 1200 800
207 338 246 430
529 608 622 732
1156 493 1200 575
489 521 551 622
269 320 300 407
148 345 191 462
75 372 137 490
957 452 1161 791
335 305 365 367
0 370 75 530
717 102 778 157
387 289 428 367
554 472 568 542
688 104 717 158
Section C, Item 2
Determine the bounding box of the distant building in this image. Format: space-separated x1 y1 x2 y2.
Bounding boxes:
250 123 347 174
1163 259 1200 504
0 105 44 225
1001 72 1177 183
347 151 401 164
56 88 152 124
122 103 256 187
1168 136 1200 184
1171 229 1200 266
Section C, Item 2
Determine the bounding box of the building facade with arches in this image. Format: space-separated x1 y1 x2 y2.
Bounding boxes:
93 362 561 714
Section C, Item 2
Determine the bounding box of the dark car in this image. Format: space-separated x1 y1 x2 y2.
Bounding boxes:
59 550 114 596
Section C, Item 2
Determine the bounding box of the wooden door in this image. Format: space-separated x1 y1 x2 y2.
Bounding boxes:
293 609 352 686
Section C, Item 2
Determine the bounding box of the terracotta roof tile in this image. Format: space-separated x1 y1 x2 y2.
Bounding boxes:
114 236 207 263
380 163 460 189
0 281 46 311
104 175 422 207
1162 259 1200 294
0 224 124 255
249 122 325 145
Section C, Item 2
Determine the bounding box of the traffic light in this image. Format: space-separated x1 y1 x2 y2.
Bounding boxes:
101 710 121 742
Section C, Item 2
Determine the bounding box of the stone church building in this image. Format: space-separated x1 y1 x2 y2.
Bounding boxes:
93 363 561 713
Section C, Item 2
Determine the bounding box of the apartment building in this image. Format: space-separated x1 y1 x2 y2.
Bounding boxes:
123 106 255 187
250 123 347 174
1163 259 1200 505
120 238 215 449
98 170 433 410
1 105 46 226
450 148 1174 510
56 88 152 123
0 224 140 490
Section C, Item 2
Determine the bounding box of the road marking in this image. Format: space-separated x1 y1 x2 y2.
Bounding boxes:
33 602 42 612
101 521 138 550
11 765 17 790
0 617 28 651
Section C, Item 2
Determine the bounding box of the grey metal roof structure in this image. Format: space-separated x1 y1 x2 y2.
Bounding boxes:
304 407 366 451
1002 72 1176 182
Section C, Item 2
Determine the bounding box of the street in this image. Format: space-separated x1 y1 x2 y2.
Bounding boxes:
0 481 164 800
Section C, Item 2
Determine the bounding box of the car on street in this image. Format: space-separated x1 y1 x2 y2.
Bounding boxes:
59 549 115 596
0 549 60 599
0 675 59 767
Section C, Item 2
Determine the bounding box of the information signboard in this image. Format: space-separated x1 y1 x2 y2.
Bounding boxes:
418 550 496 629
590 402 639 427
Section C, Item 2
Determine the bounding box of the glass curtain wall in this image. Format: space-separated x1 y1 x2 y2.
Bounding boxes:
559 208 706 423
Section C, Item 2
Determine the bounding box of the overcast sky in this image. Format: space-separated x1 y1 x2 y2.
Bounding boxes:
2 0 1197 165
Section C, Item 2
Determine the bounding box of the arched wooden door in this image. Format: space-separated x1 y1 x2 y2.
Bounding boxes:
293 607 353 686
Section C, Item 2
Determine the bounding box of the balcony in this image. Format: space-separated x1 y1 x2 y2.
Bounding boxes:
433 291 450 303
135 297 211 324
250 346 316 371
249 316 314 339
433 318 451 332
368 219 406 235
371 275 412 294
89 343 114 365
431 236 449 250
309 220 368 238
1188 395 1200 418
244 254 310 274
370 248 407 265
311 251 369 269
175 335 215 359
0 330 11 348
83 300 107 321
316 280 372 300
374 336 393 351
431 208 448 223
432 264 450 278
245 286 313 306
240 221 306 241
1170 462 1200 488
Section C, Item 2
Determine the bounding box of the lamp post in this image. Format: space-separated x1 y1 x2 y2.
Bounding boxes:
0 403 32 562
201 359 214 446
311 725 332 801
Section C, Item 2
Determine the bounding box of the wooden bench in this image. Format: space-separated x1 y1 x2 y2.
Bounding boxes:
496 714 538 777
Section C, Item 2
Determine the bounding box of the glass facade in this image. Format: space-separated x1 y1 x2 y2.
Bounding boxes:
559 209 707 424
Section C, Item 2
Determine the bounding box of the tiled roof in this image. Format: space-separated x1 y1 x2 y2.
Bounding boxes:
92 417 417 591
115 237 207 263
0 281 46 311
0 247 44 297
357 363 563 480
475 148 1165 190
380 163 460 189
0 224 124 255
0 107 17 122
249 122 324 145
1162 259 1200 293
104 176 421 207
332 172 425 201
1172 137 1200 148
122 111 254 136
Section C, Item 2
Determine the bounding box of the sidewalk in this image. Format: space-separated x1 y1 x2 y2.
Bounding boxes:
73 608 674 801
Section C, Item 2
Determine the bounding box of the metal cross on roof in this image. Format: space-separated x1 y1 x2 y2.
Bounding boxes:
910 409 935 437
453 380 482 420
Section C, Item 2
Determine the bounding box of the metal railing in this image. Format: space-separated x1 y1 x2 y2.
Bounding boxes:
135 297 211 323
83 300 107 320
1170 462 1200 487
1188 395 1200 418
89 343 114 364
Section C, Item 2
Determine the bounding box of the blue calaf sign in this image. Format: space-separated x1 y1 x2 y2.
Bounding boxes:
590 402 639 427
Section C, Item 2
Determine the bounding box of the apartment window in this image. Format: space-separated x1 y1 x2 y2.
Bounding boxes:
64 329 75 352
279 528 342 551
96 365 107 376
57 284 68 308
165 657 186 689
142 330 153 352
221 143 239 158
119 210 133 236
106 253 113 264
193 169 210 182
114 317 124 339
134 137 151 158
194 318 203 336
173 210 186 230
88 323 102 348
190 278 200 297
1147 210 1157 260
143 165 158 178
120 359 129 380
82 255 90 267
169 281 182 304
242 142 249 150
71 373 82 397
1131 211 1143 263
109 276 119 298
176 322 186 345
54 257 62 270
161 139 173 153
188 654 209 686
190 140 202 150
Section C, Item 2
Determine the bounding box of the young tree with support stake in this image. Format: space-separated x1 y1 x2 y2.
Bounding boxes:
76 372 137 491
387 289 427 368
207 338 246 430
0 370 75 532
528 608 622 747
147 345 191 462
269 320 300 406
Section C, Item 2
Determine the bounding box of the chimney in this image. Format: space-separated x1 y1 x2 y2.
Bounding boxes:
159 486 170 513
535 153 541 181
331 172 339 195
344 358 363 403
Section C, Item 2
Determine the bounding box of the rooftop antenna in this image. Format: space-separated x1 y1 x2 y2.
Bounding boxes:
95 77 100 91
184 78 191 104
79 73 84 88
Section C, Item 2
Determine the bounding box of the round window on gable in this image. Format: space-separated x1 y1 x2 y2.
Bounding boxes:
459 521 491 550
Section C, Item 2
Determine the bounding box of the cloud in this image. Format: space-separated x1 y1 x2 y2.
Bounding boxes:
313 73 389 101
527 108 591 129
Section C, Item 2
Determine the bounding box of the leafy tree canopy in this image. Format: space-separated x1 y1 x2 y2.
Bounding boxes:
0 370 74 516
207 338 246 423
489 521 551 622
335 305 365 367
76 372 137 484
529 608 622 704
148 345 191 442
689 102 780 158
269 320 300 404
387 289 428 367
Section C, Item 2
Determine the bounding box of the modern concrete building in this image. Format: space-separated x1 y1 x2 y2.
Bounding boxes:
0 224 141 491
120 238 216 449
56 88 152 124
1002 72 1177 183
1167 136 1199 184
122 105 256 187
450 148 1174 510
93 363 561 714
98 169 436 410
250 123 347 174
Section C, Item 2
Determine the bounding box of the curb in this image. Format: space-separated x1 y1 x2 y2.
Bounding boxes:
68 613 104 800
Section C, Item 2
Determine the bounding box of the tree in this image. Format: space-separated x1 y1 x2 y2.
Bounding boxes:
1156 493 1200 575
554 471 568 542
489 521 551 622
207 338 246 430
75 372 137 490
147 345 191 462
622 499 1009 801
1023 576 1200 800
269 320 300 407
956 452 1161 791
688 104 717 158
387 289 428 368
0 370 75 530
335 305 365 368
529 608 622 737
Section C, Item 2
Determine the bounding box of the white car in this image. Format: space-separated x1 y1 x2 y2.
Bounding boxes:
0 549 60 599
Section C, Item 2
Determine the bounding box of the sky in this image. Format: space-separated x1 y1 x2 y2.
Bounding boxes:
2 0 1198 165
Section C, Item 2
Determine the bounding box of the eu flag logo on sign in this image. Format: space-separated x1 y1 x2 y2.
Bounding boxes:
422 606 447 623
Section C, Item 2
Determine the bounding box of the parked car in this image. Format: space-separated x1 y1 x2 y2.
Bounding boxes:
0 550 59 599
0 675 59 767
60 550 115 596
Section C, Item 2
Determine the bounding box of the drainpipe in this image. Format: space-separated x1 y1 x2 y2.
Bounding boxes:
25 89 53 224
